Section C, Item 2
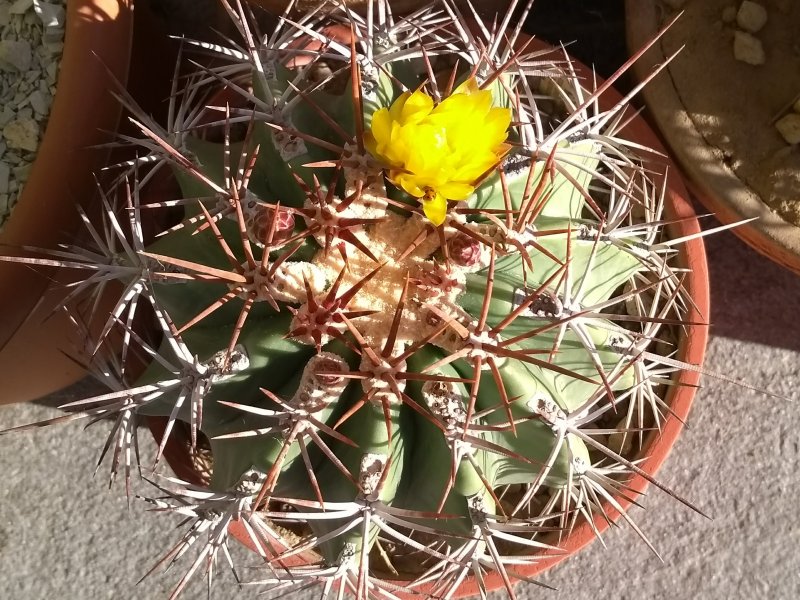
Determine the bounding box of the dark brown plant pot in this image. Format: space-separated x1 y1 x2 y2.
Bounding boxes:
149 33 710 597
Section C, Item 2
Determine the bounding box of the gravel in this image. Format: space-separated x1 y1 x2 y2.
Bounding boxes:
0 0 66 228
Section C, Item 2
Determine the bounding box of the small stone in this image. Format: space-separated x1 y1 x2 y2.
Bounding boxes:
0 40 33 72
12 164 30 180
42 40 63 54
722 6 737 23
45 60 57 82
10 0 34 15
707 131 732 149
28 89 47 115
0 160 9 193
733 30 765 65
2 117 39 152
775 114 800 144
22 9 38 27
0 5 11 26
33 1 65 28
0 106 14 128
737 1 768 32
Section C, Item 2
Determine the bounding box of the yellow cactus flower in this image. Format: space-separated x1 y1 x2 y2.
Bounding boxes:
365 79 512 226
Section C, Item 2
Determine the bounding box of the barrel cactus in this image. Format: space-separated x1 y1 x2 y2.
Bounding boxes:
1 0 708 597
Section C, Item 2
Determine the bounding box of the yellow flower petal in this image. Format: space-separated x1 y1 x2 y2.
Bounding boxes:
388 92 411 122
437 181 475 201
393 90 434 124
363 131 379 157
395 172 425 198
453 77 480 95
370 108 392 148
422 191 448 226
366 78 512 225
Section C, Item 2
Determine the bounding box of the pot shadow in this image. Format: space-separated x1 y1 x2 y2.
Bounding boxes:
525 0 631 90
31 377 108 410
699 204 800 352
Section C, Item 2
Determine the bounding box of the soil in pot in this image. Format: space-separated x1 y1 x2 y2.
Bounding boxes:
626 0 800 272
659 1 800 223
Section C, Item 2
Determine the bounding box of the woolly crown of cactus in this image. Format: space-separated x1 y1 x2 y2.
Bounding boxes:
0 1 712 598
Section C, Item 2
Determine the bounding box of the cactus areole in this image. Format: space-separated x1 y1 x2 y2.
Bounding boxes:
5 1 708 597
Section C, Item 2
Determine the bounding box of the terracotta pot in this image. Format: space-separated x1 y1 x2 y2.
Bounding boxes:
149 32 710 596
0 0 134 405
625 0 800 275
0 0 182 405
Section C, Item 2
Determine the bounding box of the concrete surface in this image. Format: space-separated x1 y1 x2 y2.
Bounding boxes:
3 0 800 598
